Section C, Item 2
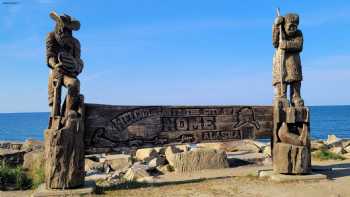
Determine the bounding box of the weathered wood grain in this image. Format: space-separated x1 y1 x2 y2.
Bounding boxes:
84 104 273 154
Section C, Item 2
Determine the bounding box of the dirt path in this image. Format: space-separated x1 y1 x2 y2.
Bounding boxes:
100 175 349 197
99 159 350 197
2 159 350 197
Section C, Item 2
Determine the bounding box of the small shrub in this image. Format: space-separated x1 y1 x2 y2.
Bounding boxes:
30 166 45 189
246 172 257 177
167 165 175 172
23 150 45 189
312 150 345 161
0 165 31 190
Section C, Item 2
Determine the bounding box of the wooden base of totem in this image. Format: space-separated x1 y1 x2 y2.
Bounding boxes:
31 181 95 197
44 117 85 189
273 143 311 174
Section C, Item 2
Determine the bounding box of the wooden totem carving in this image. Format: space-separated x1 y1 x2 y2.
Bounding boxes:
44 11 85 189
272 9 311 174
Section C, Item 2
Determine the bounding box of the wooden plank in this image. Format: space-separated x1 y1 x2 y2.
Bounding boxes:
84 104 273 153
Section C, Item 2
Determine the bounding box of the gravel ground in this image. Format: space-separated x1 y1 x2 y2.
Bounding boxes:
2 159 350 197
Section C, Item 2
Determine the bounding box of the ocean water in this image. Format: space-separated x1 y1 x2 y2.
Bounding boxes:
310 106 350 140
0 112 49 141
0 106 349 141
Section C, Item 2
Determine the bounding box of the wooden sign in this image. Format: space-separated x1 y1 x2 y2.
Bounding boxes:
84 104 273 153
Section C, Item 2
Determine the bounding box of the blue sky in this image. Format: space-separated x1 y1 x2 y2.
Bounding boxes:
1 0 350 112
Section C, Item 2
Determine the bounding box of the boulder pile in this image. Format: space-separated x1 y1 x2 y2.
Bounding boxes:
311 134 350 158
85 140 276 186
0 139 44 167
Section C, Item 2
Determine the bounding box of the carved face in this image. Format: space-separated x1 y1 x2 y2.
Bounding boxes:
55 25 72 45
283 13 299 37
284 22 298 36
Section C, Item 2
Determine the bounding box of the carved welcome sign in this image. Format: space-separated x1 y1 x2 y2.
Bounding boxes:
84 104 273 153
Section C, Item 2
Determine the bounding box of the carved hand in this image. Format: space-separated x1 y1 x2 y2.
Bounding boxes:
274 16 284 26
53 63 64 79
54 62 63 69
279 40 287 49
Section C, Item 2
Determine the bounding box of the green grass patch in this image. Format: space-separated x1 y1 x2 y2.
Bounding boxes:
312 150 345 161
0 160 45 190
29 165 45 189
245 172 258 177
0 165 32 190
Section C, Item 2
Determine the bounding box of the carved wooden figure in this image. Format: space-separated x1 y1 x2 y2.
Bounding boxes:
272 10 311 175
272 11 304 108
44 11 85 189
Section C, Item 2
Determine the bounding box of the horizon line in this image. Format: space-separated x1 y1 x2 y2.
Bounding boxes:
1 104 350 114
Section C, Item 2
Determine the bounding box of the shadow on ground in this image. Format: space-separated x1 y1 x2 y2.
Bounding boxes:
313 162 350 179
95 176 234 194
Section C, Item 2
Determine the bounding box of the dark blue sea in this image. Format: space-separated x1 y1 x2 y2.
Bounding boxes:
0 106 349 141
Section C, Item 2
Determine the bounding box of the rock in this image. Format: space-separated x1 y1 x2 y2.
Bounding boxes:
0 142 11 149
342 153 350 159
123 164 150 181
326 135 341 145
85 154 105 162
135 148 159 162
227 151 265 165
85 169 101 176
133 162 151 171
311 140 328 151
263 145 271 157
110 169 126 179
172 148 229 172
324 136 350 150
341 140 350 149
85 172 109 181
148 157 166 169
273 143 311 174
245 140 267 151
197 142 224 150
0 141 24 150
154 147 166 155
330 147 345 155
242 140 265 152
263 157 272 165
105 154 132 171
176 144 190 152
344 145 350 153
164 145 182 166
216 141 261 153
235 143 260 153
22 139 44 151
0 149 26 166
154 146 188 155
23 150 44 171
9 142 23 150
156 164 173 174
136 176 160 183
85 158 105 172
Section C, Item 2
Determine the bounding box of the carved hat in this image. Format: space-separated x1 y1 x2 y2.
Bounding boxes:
284 13 299 25
50 11 80 31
